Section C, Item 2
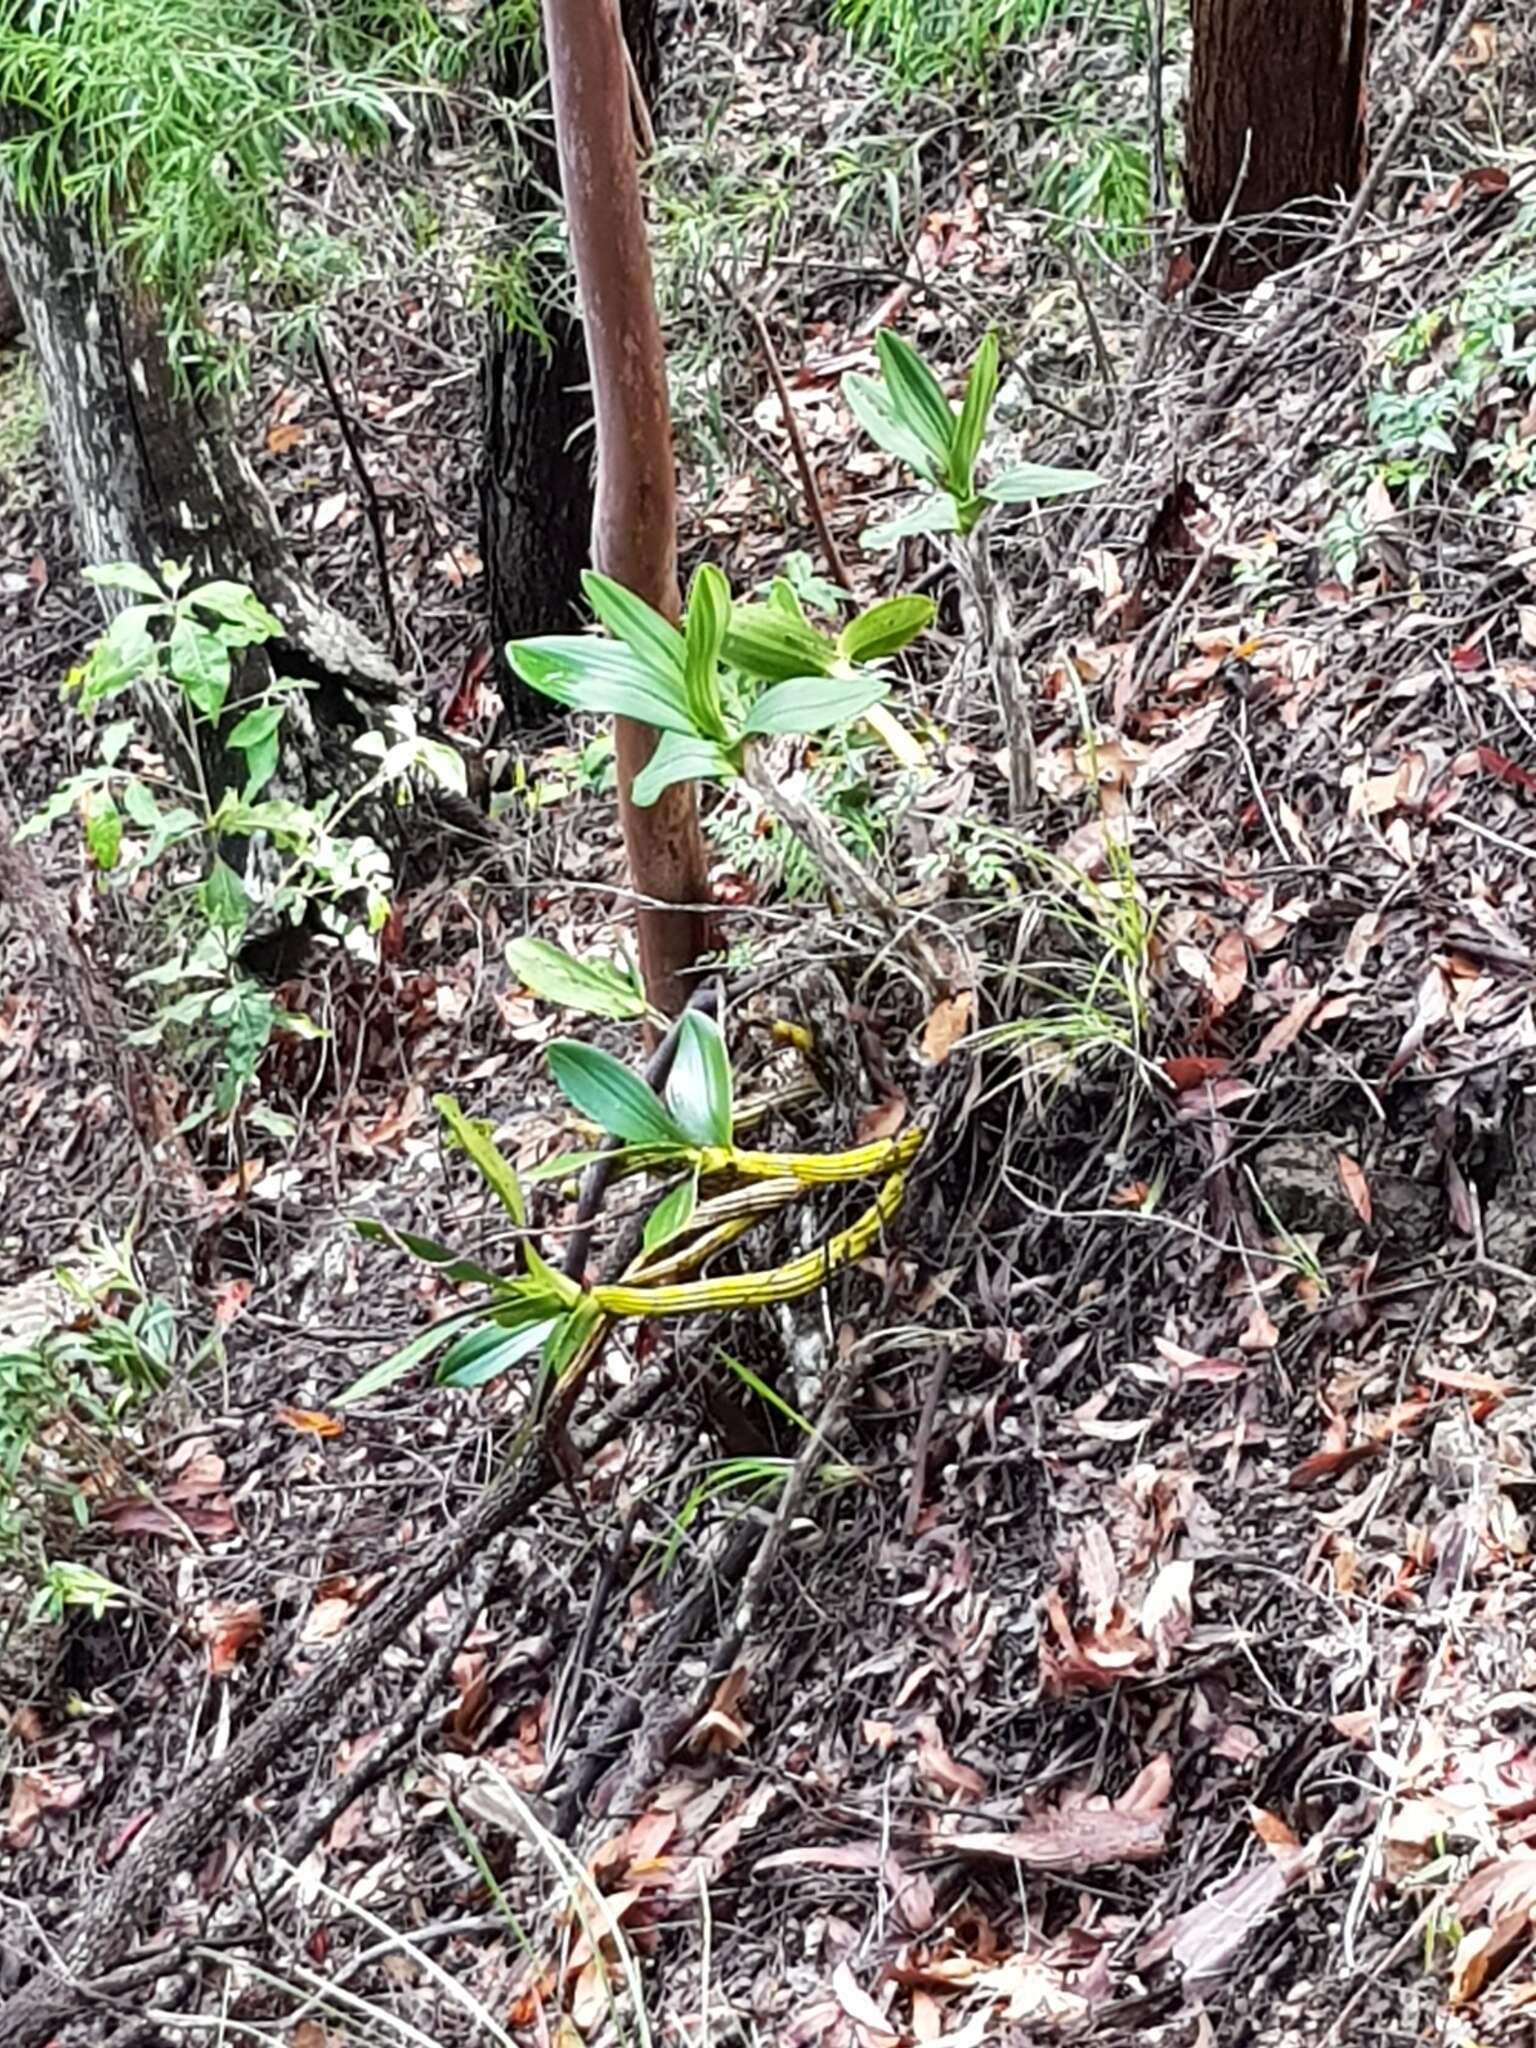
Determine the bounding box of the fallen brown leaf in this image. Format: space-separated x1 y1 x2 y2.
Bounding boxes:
914 1714 987 1801
951 1802 1167 1874
1337 1152 1372 1225
919 990 974 1066
1253 989 1321 1064
198 1600 263 1678
275 1405 344 1438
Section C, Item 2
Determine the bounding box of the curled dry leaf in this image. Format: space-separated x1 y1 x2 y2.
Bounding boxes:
198 1600 264 1677
1140 1560 1194 1669
1337 1152 1372 1225
275 1405 344 1438
832 1959 901 2044
856 1092 908 1144
914 1714 987 1801
919 990 974 1066
1253 988 1321 1064
951 1797 1168 1874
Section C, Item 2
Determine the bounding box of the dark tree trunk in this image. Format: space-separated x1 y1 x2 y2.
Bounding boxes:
480 0 659 729
1184 0 1369 295
0 259 19 344
0 194 399 799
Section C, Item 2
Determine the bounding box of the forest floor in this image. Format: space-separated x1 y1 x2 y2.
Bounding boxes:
3 4 1536 2045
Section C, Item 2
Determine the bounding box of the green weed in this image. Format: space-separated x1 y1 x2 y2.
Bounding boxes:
1 1242 174 1624
1325 234 1536 582
0 0 483 370
832 0 1076 92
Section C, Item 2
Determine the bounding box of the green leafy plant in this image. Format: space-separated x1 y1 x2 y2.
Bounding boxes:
17 562 463 1128
342 1009 921 1406
0 0 485 370
705 744 906 902
1324 251 1536 584
29 1560 127 1625
504 936 652 1025
845 329 1101 546
1 1242 182 1622
507 566 934 809
832 0 1075 93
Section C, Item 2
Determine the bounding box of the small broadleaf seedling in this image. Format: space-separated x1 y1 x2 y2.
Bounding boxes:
507 565 935 809
845 330 1102 545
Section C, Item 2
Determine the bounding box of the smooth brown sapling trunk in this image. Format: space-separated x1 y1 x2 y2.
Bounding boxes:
1185 0 1369 294
541 0 709 1018
481 0 659 729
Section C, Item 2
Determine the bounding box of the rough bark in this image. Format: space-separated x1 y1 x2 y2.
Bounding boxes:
1184 0 1369 294
0 257 19 344
0 194 398 800
542 0 710 1017
480 0 659 729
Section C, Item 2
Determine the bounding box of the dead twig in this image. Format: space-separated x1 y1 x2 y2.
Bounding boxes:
903 1346 952 1538
1342 0 1485 238
276 1534 536 1868
741 743 951 994
313 327 401 665
738 290 858 597
0 1362 672 2048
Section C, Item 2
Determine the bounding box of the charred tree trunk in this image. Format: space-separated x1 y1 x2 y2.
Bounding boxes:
1184 0 1369 294
0 195 399 800
480 0 659 729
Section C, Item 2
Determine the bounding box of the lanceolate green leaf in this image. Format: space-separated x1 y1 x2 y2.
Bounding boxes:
505 936 649 1022
740 674 889 738
167 616 231 720
335 1305 483 1407
354 1220 504 1289
189 581 282 642
84 793 122 872
724 607 839 682
837 595 936 664
664 1011 733 1148
643 1171 699 1254
434 1094 527 1225
875 329 956 472
683 563 732 741
546 1040 689 1149
949 332 999 502
580 570 686 682
981 462 1103 505
508 639 699 737
859 494 962 550
632 733 740 807
84 562 164 600
544 1295 606 1379
842 373 944 485
436 1317 562 1390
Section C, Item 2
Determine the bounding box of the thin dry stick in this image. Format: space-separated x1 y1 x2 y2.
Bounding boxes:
277 1535 527 1867
686 1331 871 1717
741 745 948 993
956 528 1033 815
903 1347 952 1538
1144 0 1169 216
620 25 656 159
313 329 400 663
740 294 857 595
1342 0 1484 238
0 1362 671 2048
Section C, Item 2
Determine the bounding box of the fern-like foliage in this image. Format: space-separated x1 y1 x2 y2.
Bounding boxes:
0 0 483 357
